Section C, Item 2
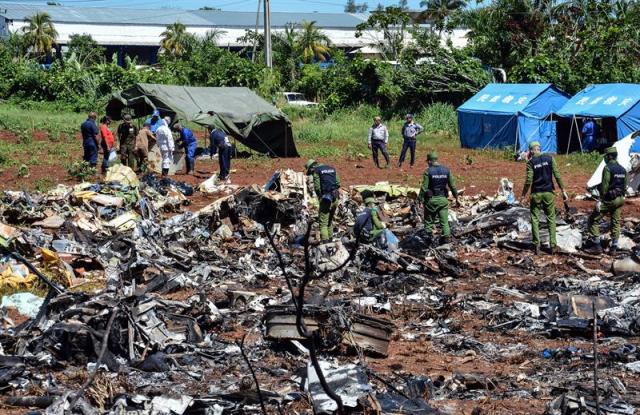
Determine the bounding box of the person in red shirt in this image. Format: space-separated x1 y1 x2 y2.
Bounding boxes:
99 116 115 174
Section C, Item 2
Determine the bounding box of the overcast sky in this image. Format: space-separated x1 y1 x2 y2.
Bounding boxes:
6 0 425 13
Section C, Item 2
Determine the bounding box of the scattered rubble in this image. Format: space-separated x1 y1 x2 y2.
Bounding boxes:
0 165 638 414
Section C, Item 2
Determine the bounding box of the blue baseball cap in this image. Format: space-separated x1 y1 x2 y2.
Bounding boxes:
152 110 160 117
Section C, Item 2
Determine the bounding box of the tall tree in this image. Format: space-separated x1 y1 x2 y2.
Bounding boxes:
345 0 369 12
160 22 192 57
356 6 412 61
297 21 331 63
66 34 105 66
273 24 300 83
420 0 467 35
21 12 57 58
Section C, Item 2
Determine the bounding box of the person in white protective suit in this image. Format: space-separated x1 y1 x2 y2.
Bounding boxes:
155 117 175 176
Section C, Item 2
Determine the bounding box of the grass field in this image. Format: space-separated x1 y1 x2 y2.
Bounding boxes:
0 102 603 193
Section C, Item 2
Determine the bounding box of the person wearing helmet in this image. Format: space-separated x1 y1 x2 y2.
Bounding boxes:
521 141 568 255
419 152 458 245
585 146 628 254
305 159 341 243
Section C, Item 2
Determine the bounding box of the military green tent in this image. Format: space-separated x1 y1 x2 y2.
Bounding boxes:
106 83 298 157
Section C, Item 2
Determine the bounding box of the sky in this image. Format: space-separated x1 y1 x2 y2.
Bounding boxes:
3 0 425 13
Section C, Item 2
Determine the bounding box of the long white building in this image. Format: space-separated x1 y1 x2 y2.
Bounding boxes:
0 2 468 64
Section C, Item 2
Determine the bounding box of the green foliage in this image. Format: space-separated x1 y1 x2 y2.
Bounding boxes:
17 164 30 177
66 161 96 182
465 0 640 93
22 12 58 59
355 6 413 61
66 34 106 66
33 177 55 192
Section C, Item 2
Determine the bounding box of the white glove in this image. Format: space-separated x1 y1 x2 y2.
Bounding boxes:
595 201 601 213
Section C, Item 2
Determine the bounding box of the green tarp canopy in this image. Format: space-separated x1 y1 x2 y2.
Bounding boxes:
106 83 298 157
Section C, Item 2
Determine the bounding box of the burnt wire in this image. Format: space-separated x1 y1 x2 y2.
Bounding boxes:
264 219 366 414
238 333 268 415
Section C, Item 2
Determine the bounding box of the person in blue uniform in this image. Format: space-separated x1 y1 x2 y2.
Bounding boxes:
145 110 163 134
173 124 197 175
581 117 597 152
209 126 232 182
80 112 99 168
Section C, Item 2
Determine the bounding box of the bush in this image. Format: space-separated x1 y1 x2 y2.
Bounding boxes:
66 161 95 181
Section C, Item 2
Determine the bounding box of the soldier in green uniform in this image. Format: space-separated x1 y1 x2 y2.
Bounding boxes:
585 147 628 254
521 141 569 255
117 114 138 170
418 152 459 245
354 191 386 243
305 159 341 243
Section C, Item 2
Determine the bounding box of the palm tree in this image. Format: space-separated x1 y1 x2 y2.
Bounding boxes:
160 22 191 57
203 28 226 45
21 12 57 58
420 0 467 35
273 24 300 82
297 21 331 63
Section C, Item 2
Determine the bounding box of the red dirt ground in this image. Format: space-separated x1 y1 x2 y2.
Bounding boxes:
1 130 639 414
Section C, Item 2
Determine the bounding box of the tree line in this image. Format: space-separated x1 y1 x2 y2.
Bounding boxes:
0 0 638 114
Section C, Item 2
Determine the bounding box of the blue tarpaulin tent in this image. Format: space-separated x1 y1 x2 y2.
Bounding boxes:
556 83 640 152
457 83 569 153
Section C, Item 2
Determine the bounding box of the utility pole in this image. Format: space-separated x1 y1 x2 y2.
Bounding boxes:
264 0 272 68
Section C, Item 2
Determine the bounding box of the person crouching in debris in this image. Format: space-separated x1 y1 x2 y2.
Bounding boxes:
521 141 569 255
305 159 341 243
585 147 628 254
419 152 459 246
173 123 197 175
155 117 175 176
135 122 155 173
209 126 232 183
354 191 398 251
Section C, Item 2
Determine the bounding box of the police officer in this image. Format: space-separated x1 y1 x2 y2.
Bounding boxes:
521 141 568 255
586 147 628 254
305 159 341 243
419 152 458 245
117 114 138 170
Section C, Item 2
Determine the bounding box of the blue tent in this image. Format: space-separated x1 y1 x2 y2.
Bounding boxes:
556 83 640 152
457 83 569 153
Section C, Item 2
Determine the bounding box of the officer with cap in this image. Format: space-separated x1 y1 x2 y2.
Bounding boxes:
419 152 458 245
305 159 341 243
521 141 568 255
585 146 628 254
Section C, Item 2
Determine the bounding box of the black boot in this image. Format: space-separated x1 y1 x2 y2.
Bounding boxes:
439 236 451 246
161 168 169 176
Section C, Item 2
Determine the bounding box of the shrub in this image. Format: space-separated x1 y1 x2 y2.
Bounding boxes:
66 161 95 181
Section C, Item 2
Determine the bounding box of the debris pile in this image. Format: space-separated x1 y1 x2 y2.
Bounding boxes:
0 168 639 414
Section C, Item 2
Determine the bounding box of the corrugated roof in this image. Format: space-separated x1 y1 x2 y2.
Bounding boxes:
0 2 367 28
